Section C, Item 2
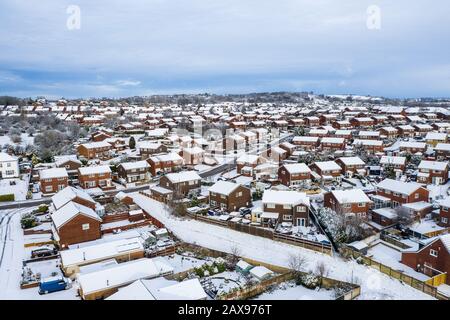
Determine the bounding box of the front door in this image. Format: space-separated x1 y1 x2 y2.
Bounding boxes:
296 218 305 226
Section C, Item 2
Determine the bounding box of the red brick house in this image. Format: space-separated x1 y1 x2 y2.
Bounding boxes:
51 201 102 248
147 153 184 176
376 179 429 207
335 157 366 176
291 136 319 150
309 161 342 181
278 163 312 187
438 198 450 228
77 141 112 160
78 165 114 190
138 141 168 159
320 137 345 151
39 168 69 195
117 161 151 184
208 181 251 212
159 171 201 199
51 186 97 211
236 154 263 176
401 234 450 284
261 190 310 227
417 161 449 185
324 189 372 218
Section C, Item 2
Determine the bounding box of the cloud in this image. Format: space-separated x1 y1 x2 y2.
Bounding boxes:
0 0 449 98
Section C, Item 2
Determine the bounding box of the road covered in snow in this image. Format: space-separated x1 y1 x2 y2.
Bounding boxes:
132 193 434 300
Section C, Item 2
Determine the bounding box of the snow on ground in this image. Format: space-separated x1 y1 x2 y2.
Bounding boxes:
367 243 429 281
0 133 34 148
154 254 208 273
132 193 435 300
254 281 335 300
427 181 450 201
0 176 29 200
0 207 79 300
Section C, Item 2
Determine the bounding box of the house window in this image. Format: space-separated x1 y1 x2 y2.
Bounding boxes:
283 204 292 209
82 223 90 231
210 200 217 206
358 203 365 208
237 191 242 197
45 186 53 192
430 249 438 257
283 215 292 221
415 193 419 199
297 206 306 212
266 203 275 209
442 217 448 224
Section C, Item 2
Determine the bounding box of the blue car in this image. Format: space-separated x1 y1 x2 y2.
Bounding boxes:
38 276 72 295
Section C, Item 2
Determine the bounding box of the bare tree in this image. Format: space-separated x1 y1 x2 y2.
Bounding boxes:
229 244 242 266
395 206 414 226
287 253 307 283
315 261 329 287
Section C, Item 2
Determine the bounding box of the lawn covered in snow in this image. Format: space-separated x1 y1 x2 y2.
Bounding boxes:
131 193 435 300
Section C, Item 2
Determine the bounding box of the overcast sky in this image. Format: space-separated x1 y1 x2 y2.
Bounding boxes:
0 0 449 99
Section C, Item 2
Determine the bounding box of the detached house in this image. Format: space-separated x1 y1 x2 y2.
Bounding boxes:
51 186 97 211
236 154 263 176
77 141 112 160
159 171 201 199
117 161 151 184
324 189 372 218
261 190 310 227
78 165 114 190
310 161 342 182
278 163 312 187
0 152 19 179
425 132 447 147
376 179 429 207
138 141 167 159
208 181 251 212
39 168 69 195
335 157 366 176
438 198 450 228
401 234 450 285
147 153 184 176
417 161 449 185
51 201 102 248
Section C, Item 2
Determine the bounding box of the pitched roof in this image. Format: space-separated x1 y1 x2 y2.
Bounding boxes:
52 201 101 229
262 190 309 206
51 186 95 210
209 181 241 196
377 179 423 196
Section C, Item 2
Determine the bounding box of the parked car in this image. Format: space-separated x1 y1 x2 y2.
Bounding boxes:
31 247 57 259
239 207 252 216
38 277 72 295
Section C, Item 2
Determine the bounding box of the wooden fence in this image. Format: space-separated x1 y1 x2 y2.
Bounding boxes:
341 246 448 300
101 220 152 234
186 212 333 255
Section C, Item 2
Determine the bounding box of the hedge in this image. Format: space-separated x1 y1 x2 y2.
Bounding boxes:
0 194 15 202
